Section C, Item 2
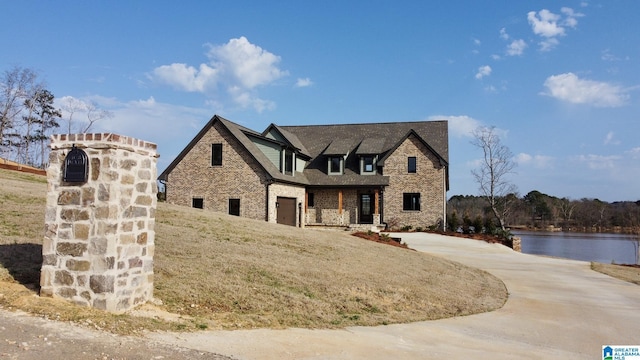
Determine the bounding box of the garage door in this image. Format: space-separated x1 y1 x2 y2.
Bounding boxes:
276 197 296 226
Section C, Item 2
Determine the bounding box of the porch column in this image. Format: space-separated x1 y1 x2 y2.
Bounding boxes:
374 189 379 215
305 191 308 213
338 190 343 214
373 189 381 226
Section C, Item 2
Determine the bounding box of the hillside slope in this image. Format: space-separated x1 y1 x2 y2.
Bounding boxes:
0 168 507 332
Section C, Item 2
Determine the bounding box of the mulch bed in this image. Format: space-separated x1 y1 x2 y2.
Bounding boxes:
433 231 513 247
621 264 640 269
353 230 513 249
351 232 412 250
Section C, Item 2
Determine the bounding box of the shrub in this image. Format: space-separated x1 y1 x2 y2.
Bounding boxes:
495 228 513 241
448 211 460 232
386 217 400 230
472 216 484 234
484 217 497 235
462 214 472 234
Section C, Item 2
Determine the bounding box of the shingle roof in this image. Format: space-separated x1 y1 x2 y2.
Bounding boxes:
356 138 386 155
266 125 311 158
323 139 355 155
279 121 448 187
280 121 448 163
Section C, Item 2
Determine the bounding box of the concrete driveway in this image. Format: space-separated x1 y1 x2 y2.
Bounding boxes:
148 233 640 359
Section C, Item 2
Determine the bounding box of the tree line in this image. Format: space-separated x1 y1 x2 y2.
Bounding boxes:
448 192 640 234
462 126 638 236
0 66 112 168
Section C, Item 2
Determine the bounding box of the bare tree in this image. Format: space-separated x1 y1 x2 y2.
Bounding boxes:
60 96 86 134
0 66 38 156
556 197 576 229
61 96 113 133
16 82 46 164
471 126 517 231
82 101 113 133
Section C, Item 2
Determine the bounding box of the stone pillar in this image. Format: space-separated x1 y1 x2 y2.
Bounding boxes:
40 133 159 313
512 236 522 252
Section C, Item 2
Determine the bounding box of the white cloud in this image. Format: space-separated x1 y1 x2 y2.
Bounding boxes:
206 37 288 89
527 8 583 51
152 63 219 92
601 49 623 62
473 38 481 46
429 115 481 138
573 154 621 170
475 65 492 79
484 85 497 93
227 86 276 113
560 7 584 27
295 77 313 87
627 147 640 159
542 73 629 107
71 96 213 170
499 28 509 40
498 27 527 56
506 39 527 56
515 153 554 168
89 96 210 139
528 9 565 38
150 36 288 112
604 131 620 145
539 38 559 52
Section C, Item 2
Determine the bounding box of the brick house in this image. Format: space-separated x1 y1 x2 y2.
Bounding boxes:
158 115 449 230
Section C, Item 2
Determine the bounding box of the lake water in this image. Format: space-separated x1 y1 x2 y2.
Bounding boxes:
513 230 640 265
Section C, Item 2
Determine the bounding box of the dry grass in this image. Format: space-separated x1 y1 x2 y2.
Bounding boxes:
0 167 508 334
591 262 640 285
154 205 507 329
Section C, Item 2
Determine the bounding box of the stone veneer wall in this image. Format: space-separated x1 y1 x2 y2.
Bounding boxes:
306 188 358 225
40 133 158 312
384 134 446 229
267 182 306 227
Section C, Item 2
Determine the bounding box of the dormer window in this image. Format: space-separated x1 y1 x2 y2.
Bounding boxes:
360 155 376 175
328 156 343 175
284 150 294 175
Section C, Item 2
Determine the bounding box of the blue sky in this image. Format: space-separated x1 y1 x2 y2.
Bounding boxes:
2 1 638 202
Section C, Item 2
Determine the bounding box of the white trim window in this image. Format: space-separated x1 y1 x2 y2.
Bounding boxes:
328 156 343 175
360 155 376 175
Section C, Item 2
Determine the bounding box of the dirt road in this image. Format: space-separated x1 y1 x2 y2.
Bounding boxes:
0 309 232 360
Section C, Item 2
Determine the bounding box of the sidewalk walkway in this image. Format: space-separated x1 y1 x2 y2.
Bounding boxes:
148 233 640 359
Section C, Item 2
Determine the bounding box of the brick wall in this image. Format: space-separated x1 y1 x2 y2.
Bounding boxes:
166 121 269 220
41 133 158 312
383 134 446 229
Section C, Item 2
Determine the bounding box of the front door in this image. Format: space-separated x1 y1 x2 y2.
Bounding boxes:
359 193 374 224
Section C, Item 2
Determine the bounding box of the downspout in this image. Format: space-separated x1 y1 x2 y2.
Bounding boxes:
443 166 447 231
265 178 274 222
